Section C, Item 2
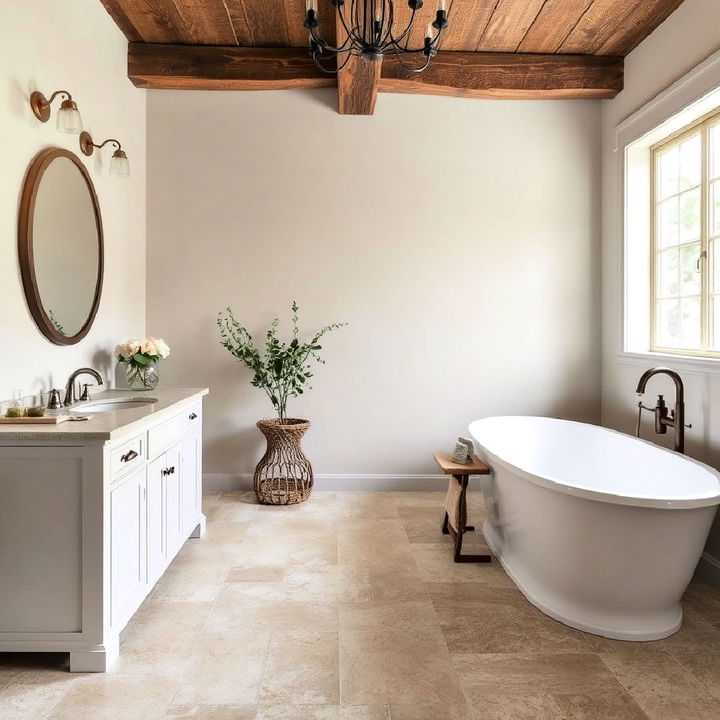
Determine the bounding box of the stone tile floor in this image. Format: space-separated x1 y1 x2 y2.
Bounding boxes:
1 490 720 719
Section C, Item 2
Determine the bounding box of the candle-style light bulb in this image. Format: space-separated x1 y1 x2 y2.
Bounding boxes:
374 1 383 21
437 0 446 9
306 0 317 11
426 22 435 39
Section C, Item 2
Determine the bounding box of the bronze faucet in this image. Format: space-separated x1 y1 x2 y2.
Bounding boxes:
635 367 689 454
64 367 103 406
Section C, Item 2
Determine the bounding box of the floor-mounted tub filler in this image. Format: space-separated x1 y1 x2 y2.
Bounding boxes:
469 416 720 641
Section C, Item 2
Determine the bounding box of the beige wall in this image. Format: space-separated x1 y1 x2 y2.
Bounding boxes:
600 0 720 580
0 0 146 402
148 89 601 482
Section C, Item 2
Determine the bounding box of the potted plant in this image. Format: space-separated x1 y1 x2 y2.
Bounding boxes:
217 302 346 505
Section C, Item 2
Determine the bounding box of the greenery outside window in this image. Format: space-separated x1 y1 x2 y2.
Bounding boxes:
651 108 720 356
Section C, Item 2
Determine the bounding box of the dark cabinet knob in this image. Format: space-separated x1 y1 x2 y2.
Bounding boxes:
189 413 198 420
121 449 138 463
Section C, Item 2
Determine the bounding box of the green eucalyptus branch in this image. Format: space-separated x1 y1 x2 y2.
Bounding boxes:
217 302 347 424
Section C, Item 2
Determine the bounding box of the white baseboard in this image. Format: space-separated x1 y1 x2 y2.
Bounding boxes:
203 473 448 492
695 551 720 590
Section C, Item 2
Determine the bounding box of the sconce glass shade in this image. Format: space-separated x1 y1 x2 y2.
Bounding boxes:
56 100 82 134
110 149 130 177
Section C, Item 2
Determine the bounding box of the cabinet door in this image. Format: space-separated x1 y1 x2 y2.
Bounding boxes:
146 455 166 587
110 468 146 629
165 444 183 557
181 429 201 537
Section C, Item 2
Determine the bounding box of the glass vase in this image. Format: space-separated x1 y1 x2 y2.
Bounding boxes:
126 361 159 391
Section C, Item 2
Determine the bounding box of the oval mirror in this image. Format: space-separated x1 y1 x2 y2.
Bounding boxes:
18 148 103 345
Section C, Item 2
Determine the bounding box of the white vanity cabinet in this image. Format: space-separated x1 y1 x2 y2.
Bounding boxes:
0 388 207 672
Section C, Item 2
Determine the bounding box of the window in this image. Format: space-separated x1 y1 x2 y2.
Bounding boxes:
651 109 720 356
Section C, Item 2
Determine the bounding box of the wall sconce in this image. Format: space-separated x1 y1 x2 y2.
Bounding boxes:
30 90 82 134
79 131 130 177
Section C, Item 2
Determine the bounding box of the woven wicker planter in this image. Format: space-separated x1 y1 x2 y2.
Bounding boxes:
254 418 314 505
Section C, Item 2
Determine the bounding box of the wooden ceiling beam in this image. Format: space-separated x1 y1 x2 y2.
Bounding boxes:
380 51 623 99
128 44 334 90
127 44 623 101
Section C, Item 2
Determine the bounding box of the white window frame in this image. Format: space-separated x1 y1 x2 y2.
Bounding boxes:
617 48 720 372
650 108 720 357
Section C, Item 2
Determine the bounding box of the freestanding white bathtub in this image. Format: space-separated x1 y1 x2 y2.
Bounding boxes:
469 416 720 641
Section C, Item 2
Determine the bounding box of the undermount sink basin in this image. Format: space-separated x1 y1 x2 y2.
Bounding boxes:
73 398 158 413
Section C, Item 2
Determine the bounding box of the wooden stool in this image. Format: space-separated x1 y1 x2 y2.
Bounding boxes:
434 452 491 563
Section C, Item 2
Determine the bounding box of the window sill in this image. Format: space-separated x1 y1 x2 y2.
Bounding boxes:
617 350 720 374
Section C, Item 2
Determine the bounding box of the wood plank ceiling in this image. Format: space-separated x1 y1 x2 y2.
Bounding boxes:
100 0 685 114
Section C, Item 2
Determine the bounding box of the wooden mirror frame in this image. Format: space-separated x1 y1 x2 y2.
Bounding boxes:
18 148 104 345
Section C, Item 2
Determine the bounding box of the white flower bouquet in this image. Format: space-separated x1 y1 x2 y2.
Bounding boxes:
115 337 170 390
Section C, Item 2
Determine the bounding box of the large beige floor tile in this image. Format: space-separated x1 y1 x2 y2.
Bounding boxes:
228 566 286 582
258 632 339 705
180 521 251 556
206 583 338 634
48 674 177 720
115 601 214 679
397 506 450 544
287 532 338 566
235 536 292 567
601 650 720 720
283 566 373 603
0 669 77 720
336 493 401 520
255 706 389 719
149 555 233 602
339 601 438 634
553 690 650 719
389 492 447 507
682 581 720 625
390 703 474 719
172 630 271 706
205 493 260 523
454 653 617 701
244 517 334 540
469 694 563 720
428 583 599 653
367 563 428 602
167 707 256 719
340 629 465 705
338 520 415 566
411 545 510 585
671 647 720 700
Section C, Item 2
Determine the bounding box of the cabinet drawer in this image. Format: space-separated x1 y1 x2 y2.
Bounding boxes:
148 403 202 459
110 434 145 479
148 412 185 459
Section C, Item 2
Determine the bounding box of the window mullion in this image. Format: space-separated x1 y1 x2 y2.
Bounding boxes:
701 121 710 351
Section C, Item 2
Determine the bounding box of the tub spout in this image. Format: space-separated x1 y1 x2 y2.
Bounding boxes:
634 368 687 454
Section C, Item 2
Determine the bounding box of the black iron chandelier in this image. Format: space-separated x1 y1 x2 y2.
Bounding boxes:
304 0 449 74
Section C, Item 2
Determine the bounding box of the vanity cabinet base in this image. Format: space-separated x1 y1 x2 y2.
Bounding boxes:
0 392 206 672
70 638 120 673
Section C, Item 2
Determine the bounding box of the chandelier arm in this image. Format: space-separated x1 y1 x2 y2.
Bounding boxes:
311 49 353 73
389 43 427 72
388 6 417 49
310 24 354 54
335 2 355 47
378 0 395 47
398 26 446 54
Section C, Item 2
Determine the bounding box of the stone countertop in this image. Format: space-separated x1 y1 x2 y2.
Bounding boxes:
0 387 208 443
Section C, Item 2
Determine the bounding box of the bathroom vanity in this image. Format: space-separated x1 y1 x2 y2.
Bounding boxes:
0 387 207 671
